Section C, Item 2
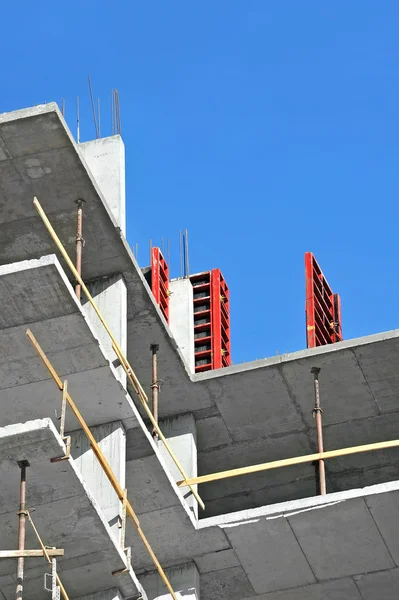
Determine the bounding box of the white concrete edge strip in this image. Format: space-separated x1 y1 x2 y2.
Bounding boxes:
197 479 399 530
0 417 145 598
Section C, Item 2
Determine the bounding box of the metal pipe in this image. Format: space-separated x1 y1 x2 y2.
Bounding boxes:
311 367 326 495
74 199 85 300
151 344 159 439
16 460 29 600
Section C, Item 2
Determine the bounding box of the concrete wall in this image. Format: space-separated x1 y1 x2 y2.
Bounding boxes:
71 421 126 543
79 135 126 235
158 414 198 517
169 278 194 373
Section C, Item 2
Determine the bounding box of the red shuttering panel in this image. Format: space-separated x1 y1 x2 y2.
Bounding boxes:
305 252 343 348
190 269 231 373
151 247 170 323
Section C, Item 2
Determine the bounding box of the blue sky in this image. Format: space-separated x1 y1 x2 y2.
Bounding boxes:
1 2 398 363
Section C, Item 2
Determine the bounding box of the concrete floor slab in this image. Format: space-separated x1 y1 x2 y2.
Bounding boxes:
200 566 254 600
288 497 394 579
355 568 399 600
0 418 142 600
366 489 399 564
224 518 315 594
0 256 137 431
243 578 363 600
194 548 240 574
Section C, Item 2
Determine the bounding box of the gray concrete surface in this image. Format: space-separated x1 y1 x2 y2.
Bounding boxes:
169 279 194 372
140 563 199 600
0 255 137 431
78 136 126 236
0 418 142 600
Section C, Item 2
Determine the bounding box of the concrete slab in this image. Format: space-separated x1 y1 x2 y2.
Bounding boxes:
242 578 362 600
197 482 399 596
200 566 254 600
355 568 399 600
0 418 142 600
0 256 137 431
224 518 315 594
288 497 394 579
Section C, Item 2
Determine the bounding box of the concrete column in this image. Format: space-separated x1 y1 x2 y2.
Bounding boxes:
169 278 194 373
140 563 199 600
158 414 198 518
71 421 126 543
82 274 127 386
79 135 126 235
76 589 124 600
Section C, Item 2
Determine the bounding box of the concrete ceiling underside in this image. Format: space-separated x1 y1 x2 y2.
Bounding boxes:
0 418 140 600
0 255 138 431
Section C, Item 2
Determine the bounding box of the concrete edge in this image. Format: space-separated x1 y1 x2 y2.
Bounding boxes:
0 103 60 124
197 479 399 530
193 327 399 382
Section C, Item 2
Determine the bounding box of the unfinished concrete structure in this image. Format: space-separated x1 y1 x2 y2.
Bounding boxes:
0 103 399 600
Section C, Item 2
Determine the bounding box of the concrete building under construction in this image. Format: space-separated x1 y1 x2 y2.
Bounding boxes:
0 103 399 600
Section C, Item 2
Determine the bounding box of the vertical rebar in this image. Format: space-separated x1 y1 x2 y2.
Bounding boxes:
16 460 29 600
151 344 160 440
311 367 326 495
74 199 85 301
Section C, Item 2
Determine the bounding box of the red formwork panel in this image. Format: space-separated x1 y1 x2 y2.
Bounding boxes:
305 252 343 348
151 247 170 323
191 269 231 373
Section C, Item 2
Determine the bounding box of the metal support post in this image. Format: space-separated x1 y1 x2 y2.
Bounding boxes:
16 460 29 600
311 367 326 495
74 198 85 301
150 344 160 439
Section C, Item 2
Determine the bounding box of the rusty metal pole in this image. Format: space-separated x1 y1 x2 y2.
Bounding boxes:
311 367 326 495
151 344 160 440
16 460 29 600
74 199 85 301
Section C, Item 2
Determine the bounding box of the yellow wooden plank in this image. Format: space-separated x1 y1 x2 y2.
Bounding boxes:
177 439 399 487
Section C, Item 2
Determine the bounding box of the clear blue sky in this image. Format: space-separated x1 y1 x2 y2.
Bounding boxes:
1 2 398 363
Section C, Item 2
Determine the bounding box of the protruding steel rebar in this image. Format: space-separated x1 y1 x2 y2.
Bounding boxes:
74 199 85 301
151 344 160 440
311 367 326 495
16 460 29 600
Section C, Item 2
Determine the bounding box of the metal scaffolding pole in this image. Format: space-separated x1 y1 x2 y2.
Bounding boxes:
16 460 29 600
311 367 326 495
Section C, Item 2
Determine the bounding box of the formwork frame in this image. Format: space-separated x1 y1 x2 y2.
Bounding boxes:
305 252 343 348
151 247 170 323
190 269 231 373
